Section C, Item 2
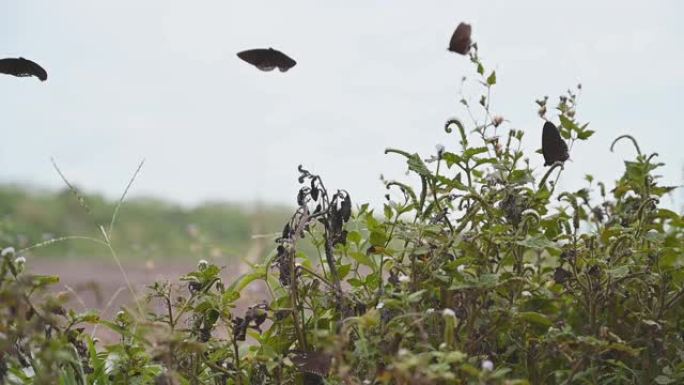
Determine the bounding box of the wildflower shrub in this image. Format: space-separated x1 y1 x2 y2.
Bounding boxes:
1 46 683 385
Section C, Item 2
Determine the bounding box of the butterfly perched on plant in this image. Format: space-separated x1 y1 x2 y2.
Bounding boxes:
542 121 569 166
0 57 47 81
237 48 297 72
289 350 332 385
448 22 472 55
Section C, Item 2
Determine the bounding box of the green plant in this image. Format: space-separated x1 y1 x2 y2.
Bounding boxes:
0 42 682 385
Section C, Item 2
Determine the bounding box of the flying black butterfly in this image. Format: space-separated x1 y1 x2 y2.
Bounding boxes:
542 121 569 166
0 57 48 81
448 22 472 55
237 48 297 72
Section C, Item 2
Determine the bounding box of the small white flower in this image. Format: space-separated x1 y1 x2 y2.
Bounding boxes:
397 348 410 357
435 143 446 155
363 380 372 385
104 353 119 374
197 259 209 269
1 247 15 257
456 264 466 273
376 302 385 309
398 273 410 283
22 366 35 378
116 310 125 319
426 308 435 315
14 256 26 265
521 290 532 297
442 308 456 318
481 359 494 371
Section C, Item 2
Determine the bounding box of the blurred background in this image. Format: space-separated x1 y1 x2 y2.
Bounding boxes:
0 1 682 269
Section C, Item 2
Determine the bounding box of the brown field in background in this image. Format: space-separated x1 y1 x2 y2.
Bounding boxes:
28 257 269 342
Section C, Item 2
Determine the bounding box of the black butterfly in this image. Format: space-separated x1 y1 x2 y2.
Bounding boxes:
0 57 47 81
542 121 569 166
448 22 472 55
237 48 297 72
289 350 331 378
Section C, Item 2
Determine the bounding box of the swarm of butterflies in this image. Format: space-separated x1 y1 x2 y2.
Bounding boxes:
0 21 570 381
0 21 569 167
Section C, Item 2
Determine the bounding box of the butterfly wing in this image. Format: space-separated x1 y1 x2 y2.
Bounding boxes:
271 49 297 72
542 121 569 166
237 49 272 71
448 22 472 55
237 48 296 72
0 57 47 81
290 351 331 377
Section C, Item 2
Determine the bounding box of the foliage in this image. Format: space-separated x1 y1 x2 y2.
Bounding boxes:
0 44 683 385
0 186 291 259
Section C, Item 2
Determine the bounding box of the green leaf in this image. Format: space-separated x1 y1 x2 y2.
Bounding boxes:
76 311 100 324
577 129 595 140
228 265 266 292
656 209 680 220
443 152 463 168
338 263 351 279
370 230 388 246
516 234 561 251
559 115 580 132
407 289 426 303
477 273 499 288
384 204 393 220
486 71 496 85
436 175 468 191
349 251 374 267
508 169 534 185
407 154 432 178
463 147 488 160
347 230 362 245
518 312 552 327
222 290 240 303
654 375 676 384
31 274 60 288
607 265 629 279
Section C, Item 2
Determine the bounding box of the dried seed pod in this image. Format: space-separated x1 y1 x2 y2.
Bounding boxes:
282 223 291 239
340 194 352 222
297 188 307 206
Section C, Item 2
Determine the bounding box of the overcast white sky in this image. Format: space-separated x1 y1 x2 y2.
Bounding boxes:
1 1 682 208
